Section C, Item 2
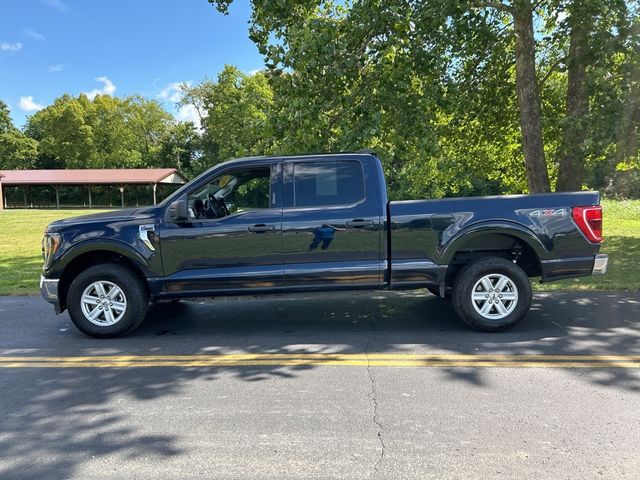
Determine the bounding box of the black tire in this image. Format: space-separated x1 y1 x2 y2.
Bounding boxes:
67 263 149 338
451 257 532 332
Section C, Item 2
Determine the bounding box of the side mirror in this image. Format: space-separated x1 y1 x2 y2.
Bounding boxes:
168 199 188 222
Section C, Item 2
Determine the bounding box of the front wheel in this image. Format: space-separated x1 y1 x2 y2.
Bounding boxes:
67 263 149 338
452 257 532 332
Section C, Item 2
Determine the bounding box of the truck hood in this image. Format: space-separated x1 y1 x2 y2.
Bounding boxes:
46 207 156 231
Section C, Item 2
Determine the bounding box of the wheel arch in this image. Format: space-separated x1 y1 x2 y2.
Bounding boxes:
442 222 548 281
56 241 150 311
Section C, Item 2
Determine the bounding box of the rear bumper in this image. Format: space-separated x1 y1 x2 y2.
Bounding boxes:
592 254 608 275
40 275 62 314
540 254 608 282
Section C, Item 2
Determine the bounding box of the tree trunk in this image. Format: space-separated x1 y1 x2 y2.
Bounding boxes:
556 12 588 191
616 59 640 165
512 0 551 193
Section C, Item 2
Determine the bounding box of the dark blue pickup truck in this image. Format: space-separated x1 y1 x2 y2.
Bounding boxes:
40 152 608 337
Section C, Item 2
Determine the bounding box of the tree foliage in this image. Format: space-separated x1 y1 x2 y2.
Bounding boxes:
1 1 639 200
25 94 176 169
206 0 640 198
0 101 39 170
180 66 276 165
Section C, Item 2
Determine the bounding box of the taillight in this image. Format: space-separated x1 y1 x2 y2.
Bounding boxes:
572 206 602 243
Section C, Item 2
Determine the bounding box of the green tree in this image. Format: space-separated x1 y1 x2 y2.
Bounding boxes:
207 0 640 197
180 66 276 166
208 0 553 192
550 0 636 191
158 121 204 178
25 94 176 169
0 101 39 170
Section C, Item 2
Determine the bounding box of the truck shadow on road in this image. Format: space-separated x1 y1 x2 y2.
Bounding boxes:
130 290 640 390
1 290 639 479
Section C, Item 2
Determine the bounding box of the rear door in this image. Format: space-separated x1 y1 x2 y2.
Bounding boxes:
281 156 383 288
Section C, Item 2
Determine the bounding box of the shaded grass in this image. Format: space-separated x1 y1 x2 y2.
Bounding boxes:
533 199 640 291
0 200 638 295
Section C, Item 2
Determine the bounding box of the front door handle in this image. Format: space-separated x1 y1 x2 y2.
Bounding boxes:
248 224 275 233
346 219 373 229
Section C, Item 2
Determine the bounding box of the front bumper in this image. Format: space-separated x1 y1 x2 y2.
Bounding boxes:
592 254 608 275
40 275 62 314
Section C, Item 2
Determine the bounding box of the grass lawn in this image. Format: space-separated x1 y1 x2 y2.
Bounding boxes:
0 200 638 295
535 199 640 291
0 209 109 295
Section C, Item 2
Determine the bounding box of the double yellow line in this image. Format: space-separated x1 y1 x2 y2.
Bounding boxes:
0 353 639 368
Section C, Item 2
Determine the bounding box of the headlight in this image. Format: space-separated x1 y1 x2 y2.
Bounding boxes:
42 232 62 263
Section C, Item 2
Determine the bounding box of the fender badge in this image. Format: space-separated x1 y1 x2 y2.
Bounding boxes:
529 208 568 218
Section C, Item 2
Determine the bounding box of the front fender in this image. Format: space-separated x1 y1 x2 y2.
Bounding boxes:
44 239 156 279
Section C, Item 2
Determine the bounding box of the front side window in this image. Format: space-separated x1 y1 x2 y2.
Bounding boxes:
292 161 365 208
187 167 271 220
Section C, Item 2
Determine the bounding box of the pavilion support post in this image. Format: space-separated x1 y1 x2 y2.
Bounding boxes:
23 188 28 209
108 186 112 207
55 186 60 209
119 186 125 208
134 185 138 207
0 181 4 211
152 183 157 205
88 185 92 209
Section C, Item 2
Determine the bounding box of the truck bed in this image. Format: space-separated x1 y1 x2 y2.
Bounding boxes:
388 191 602 287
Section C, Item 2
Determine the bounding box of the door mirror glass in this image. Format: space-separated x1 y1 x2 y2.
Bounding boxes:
168 198 189 222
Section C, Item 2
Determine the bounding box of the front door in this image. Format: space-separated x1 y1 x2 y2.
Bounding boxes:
159 161 283 295
281 156 383 288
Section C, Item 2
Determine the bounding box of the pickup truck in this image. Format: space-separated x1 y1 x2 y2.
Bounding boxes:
40 152 608 337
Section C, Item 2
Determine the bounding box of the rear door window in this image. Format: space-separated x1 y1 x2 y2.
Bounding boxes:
292 161 365 208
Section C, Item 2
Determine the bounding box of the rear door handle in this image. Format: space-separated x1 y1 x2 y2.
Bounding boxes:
248 224 275 233
346 219 373 228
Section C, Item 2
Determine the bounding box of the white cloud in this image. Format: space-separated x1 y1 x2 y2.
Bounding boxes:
0 42 23 52
84 76 116 100
41 0 69 11
556 11 568 24
19 96 45 112
246 68 262 76
158 81 191 103
157 81 204 126
48 64 64 72
24 28 45 40
175 104 203 125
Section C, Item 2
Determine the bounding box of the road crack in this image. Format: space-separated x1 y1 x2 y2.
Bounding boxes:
366 321 386 479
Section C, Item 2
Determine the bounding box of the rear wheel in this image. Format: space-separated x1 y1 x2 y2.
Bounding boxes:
452 257 532 332
67 263 148 338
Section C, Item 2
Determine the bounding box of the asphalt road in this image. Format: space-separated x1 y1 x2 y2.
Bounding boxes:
1 290 639 480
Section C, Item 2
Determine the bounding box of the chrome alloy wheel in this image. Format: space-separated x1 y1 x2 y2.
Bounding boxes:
471 273 518 320
80 281 127 326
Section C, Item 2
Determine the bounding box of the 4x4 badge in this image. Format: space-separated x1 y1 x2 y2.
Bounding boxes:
529 208 568 218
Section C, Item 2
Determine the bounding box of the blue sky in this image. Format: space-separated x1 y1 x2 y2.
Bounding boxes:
0 0 264 126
